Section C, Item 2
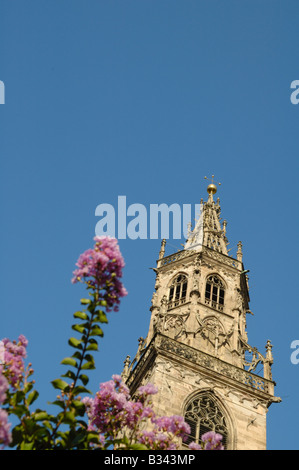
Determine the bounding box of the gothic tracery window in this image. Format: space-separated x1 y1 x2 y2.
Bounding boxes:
205 275 225 312
168 274 188 309
184 393 229 449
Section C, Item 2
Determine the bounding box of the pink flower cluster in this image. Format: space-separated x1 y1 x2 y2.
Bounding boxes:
202 431 224 450
1 335 28 389
189 431 224 450
0 367 12 448
139 415 191 450
83 375 191 450
0 368 8 404
72 237 127 311
0 335 28 449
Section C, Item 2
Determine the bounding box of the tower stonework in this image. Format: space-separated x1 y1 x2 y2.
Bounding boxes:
122 181 281 450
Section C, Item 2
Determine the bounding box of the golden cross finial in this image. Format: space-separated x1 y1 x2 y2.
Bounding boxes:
204 175 221 185
204 175 221 195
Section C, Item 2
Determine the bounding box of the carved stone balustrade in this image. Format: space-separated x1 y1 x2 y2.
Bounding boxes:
125 333 278 402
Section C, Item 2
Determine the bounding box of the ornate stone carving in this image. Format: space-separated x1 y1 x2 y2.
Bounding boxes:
163 308 190 339
157 335 273 395
193 314 234 356
158 249 197 268
151 291 159 308
202 246 242 270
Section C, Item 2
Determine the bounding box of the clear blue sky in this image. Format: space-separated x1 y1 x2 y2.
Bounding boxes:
1 1 298 450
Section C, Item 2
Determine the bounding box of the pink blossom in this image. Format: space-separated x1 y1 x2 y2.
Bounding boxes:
136 383 158 397
135 383 158 404
0 368 8 404
86 376 132 435
168 415 190 435
189 441 202 450
0 409 11 448
72 237 127 311
138 430 177 450
1 335 28 388
151 415 190 439
82 376 192 450
201 431 224 450
138 430 156 446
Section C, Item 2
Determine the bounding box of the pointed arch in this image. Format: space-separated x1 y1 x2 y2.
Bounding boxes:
204 273 226 312
168 273 188 309
182 390 233 449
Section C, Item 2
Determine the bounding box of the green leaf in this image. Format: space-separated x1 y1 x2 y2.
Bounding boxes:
72 400 86 416
11 426 24 445
87 432 100 444
87 338 98 346
82 354 95 369
33 411 50 422
62 411 76 424
81 361 95 370
77 419 88 428
20 441 35 450
24 382 34 394
68 337 82 349
10 404 28 418
71 431 88 447
42 419 55 430
51 400 65 409
72 350 83 360
73 311 88 320
34 427 52 440
11 390 25 405
80 298 91 305
86 342 98 351
73 385 92 395
89 325 104 337
61 370 76 381
94 310 108 323
79 374 89 386
22 417 36 434
83 353 94 362
129 443 149 450
51 379 70 391
27 390 39 406
61 357 78 367
72 324 86 334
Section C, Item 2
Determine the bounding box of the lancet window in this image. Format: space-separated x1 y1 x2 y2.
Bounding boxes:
168 274 188 309
205 275 225 311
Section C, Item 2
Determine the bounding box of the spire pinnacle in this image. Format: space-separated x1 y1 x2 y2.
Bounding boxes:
204 175 221 197
159 239 166 259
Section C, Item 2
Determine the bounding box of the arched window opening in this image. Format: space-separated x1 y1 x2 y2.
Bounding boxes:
205 275 225 311
168 275 188 309
184 393 229 449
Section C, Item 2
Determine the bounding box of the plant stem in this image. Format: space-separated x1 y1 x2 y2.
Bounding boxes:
44 289 100 449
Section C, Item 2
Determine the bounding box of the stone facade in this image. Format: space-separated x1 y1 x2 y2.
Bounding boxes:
122 180 281 450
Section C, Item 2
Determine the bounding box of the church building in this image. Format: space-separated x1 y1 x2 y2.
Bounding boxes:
122 178 281 450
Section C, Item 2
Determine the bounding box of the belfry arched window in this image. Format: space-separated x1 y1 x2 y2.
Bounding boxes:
205 275 225 312
184 393 229 449
168 274 188 309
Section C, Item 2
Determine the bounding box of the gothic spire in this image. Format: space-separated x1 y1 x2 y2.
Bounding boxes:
185 175 228 255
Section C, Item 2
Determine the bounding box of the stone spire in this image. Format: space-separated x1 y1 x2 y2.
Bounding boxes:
185 175 228 254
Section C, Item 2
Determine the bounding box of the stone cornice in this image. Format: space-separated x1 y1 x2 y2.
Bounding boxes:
126 333 279 404
157 245 243 272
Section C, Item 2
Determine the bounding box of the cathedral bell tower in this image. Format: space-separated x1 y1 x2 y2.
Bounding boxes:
122 178 281 450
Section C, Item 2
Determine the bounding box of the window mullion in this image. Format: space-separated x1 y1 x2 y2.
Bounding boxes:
195 419 201 444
